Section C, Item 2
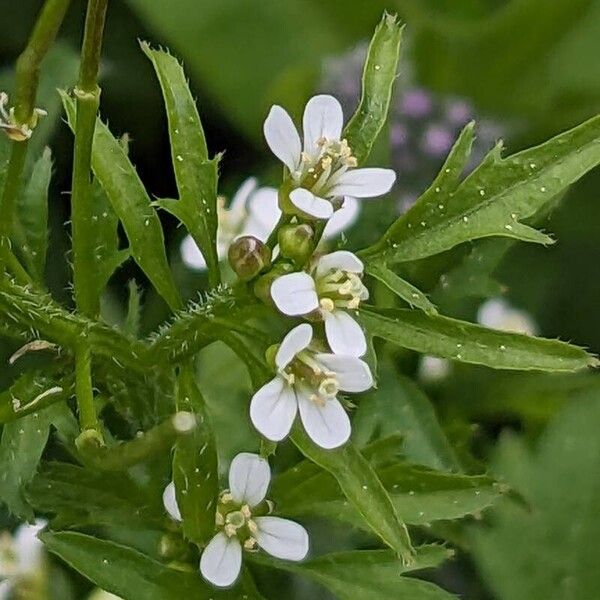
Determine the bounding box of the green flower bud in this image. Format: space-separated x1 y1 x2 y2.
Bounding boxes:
253 262 294 305
228 236 272 281
278 223 315 264
265 344 279 370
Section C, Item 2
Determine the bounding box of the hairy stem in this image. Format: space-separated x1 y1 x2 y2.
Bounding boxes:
74 341 101 435
71 0 109 317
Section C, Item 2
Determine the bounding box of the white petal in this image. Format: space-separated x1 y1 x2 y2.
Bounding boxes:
244 187 281 241
254 516 309 561
322 197 359 239
315 250 364 278
0 581 12 600
289 188 334 220
229 452 271 506
230 177 258 213
180 234 207 270
302 94 344 155
250 377 298 442
275 323 313 369
323 310 367 357
14 519 46 573
329 168 396 198
199 533 242 588
263 105 301 173
162 482 182 521
297 392 351 450
313 353 373 392
271 272 318 317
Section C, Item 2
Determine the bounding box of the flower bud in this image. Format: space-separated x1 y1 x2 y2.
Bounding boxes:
228 236 272 281
253 262 294 305
278 223 315 264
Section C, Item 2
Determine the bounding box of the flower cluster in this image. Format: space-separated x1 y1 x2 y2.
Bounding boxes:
164 453 308 588
0 92 47 142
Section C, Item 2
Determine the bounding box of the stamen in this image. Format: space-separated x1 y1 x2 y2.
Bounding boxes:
224 524 237 537
320 297 335 312
244 537 258 551
240 504 252 519
247 519 258 534
318 377 339 399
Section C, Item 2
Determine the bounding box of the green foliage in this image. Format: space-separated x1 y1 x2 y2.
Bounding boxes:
142 44 221 287
291 428 414 562
172 365 219 545
472 394 600 600
251 545 455 599
61 92 181 311
343 13 403 164
363 115 600 264
360 307 597 371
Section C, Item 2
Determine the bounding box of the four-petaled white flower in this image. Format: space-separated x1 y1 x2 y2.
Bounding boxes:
477 298 537 336
0 520 46 599
271 251 369 357
164 453 308 588
250 323 373 449
264 94 396 220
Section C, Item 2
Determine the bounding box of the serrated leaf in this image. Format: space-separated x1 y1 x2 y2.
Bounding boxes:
16 148 52 281
27 462 165 530
367 262 437 314
290 428 414 561
173 364 218 544
343 13 403 164
363 115 600 264
353 363 459 471
60 92 181 311
250 545 455 600
142 44 220 287
360 306 597 372
0 403 64 518
41 532 255 599
472 394 600 600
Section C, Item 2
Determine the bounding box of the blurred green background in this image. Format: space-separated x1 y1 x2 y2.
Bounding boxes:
1 1 599 599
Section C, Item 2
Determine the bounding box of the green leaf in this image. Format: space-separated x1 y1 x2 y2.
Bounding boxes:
0 369 69 424
27 462 165 530
250 545 455 599
366 262 437 314
142 44 220 287
472 394 600 600
343 13 403 164
60 92 181 311
290 428 414 562
0 403 64 518
173 364 218 545
16 148 52 281
353 363 459 471
359 306 598 372
41 531 254 599
363 115 600 264
123 279 143 338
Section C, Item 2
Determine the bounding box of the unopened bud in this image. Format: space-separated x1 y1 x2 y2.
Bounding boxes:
228 236 272 281
278 224 315 264
253 262 294 304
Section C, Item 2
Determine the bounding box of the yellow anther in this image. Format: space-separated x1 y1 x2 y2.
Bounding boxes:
224 524 237 538
244 537 258 551
319 297 335 312
247 519 258 534
241 504 252 519
220 492 234 504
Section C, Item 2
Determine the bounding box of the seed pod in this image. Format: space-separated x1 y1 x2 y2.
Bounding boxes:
228 236 272 281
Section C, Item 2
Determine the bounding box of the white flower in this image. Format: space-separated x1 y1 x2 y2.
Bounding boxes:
477 298 537 336
263 94 396 220
0 520 46 599
181 178 281 270
418 356 451 382
270 251 369 357
163 453 309 588
250 324 373 449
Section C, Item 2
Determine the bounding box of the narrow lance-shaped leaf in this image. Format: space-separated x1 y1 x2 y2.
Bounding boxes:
142 44 221 287
173 364 219 545
343 13 403 164
363 115 600 264
0 403 65 519
41 531 254 599
61 92 181 311
16 148 52 282
250 545 455 600
291 427 415 562
367 262 437 315
360 306 598 372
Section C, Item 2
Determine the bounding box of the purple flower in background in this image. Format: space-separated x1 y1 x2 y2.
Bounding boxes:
321 45 506 214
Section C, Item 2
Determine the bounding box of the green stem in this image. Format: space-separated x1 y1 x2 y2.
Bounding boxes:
71 0 108 317
74 342 101 433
